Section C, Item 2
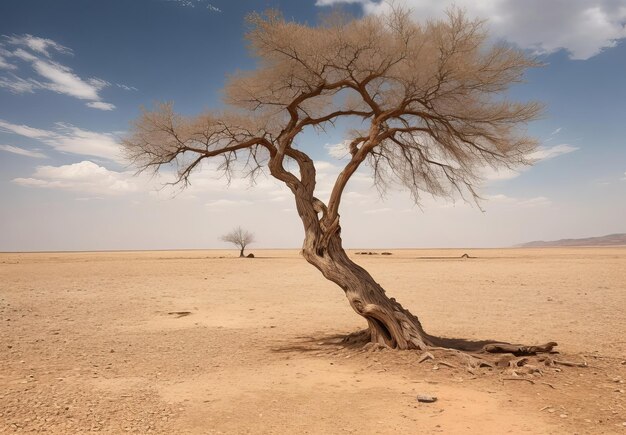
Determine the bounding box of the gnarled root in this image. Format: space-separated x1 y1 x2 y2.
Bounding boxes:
351 298 558 357
482 341 558 355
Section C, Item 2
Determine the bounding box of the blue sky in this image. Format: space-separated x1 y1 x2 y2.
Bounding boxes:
0 0 625 251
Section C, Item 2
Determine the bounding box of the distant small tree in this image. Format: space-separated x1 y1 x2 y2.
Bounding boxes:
221 226 255 257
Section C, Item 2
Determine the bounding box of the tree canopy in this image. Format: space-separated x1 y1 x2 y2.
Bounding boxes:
124 8 540 213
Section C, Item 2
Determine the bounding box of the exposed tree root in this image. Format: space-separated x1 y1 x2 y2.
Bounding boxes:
417 352 435 364
334 327 569 379
341 327 558 356
551 359 588 367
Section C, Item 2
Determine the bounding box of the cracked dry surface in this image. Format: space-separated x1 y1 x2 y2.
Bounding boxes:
1 248 625 434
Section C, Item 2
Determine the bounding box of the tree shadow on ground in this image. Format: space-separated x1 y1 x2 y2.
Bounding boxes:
271 330 558 357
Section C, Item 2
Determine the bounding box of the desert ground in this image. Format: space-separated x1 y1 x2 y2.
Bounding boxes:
1 247 625 434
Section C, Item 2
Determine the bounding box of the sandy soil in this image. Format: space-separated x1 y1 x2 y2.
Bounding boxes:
1 248 625 434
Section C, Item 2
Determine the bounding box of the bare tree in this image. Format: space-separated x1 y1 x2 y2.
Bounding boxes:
124 8 556 355
221 226 255 257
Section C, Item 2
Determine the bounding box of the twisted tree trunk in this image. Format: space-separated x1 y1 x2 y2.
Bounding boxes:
293 192 556 355
292 188 431 349
302 222 432 349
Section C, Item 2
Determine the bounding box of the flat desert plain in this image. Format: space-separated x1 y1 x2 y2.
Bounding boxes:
1 248 625 434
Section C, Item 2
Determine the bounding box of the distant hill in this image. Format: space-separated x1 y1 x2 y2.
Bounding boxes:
517 233 626 247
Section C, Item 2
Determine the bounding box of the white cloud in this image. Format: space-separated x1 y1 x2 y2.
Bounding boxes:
116 83 138 91
516 196 551 207
0 34 115 109
481 166 522 181
0 144 47 158
325 141 351 159
165 0 222 11
30 58 106 100
9 158 293 202
0 119 49 138
0 74 43 93
12 48 38 62
0 54 16 70
482 144 579 181
622 171 626 181
0 119 122 162
313 160 340 172
86 101 116 111
528 144 578 161
317 0 626 60
485 193 551 207
5 34 72 57
13 161 143 195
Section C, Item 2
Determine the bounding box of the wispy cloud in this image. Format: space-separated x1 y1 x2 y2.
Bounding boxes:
486 194 551 208
0 144 47 158
116 83 138 91
0 34 116 110
0 54 16 70
0 119 122 162
165 0 222 11
483 144 579 182
5 34 72 57
529 144 578 161
481 166 522 182
86 101 116 111
0 73 43 93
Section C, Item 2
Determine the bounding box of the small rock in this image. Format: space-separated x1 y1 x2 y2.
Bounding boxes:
417 395 437 403
559 414 567 418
